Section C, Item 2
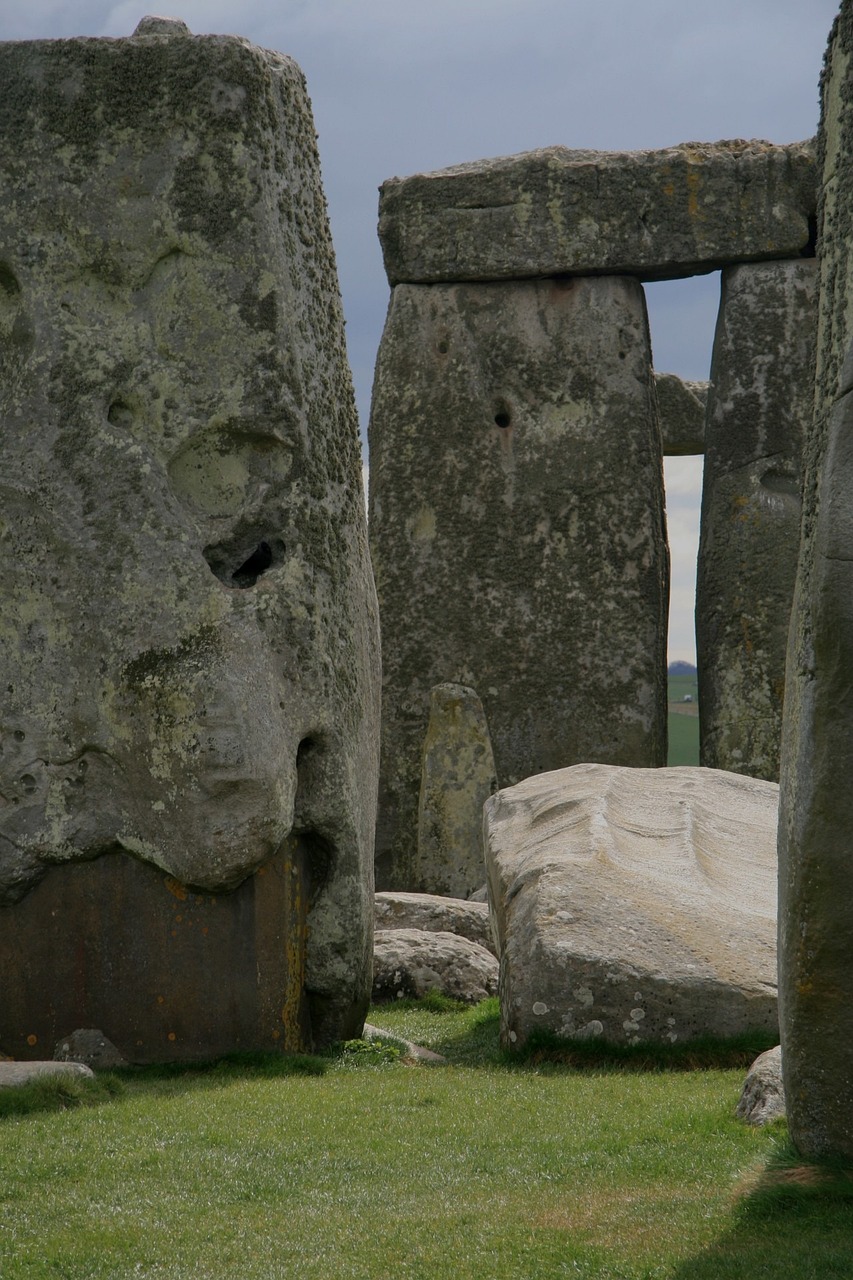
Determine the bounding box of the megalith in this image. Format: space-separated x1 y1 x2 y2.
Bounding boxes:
697 260 817 781
0 21 380 1062
778 0 853 1163
654 372 708 456
416 683 497 899
369 276 668 890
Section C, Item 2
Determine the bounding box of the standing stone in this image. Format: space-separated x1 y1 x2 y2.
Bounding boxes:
378 141 816 286
369 276 668 890
697 260 817 781
778 0 853 1164
416 683 497 898
0 23 379 1062
654 372 708 455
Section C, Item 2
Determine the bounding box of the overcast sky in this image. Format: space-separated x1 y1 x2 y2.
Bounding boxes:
0 0 839 662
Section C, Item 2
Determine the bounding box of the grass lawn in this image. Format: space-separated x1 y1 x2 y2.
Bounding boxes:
667 673 700 767
3 1000 853 1279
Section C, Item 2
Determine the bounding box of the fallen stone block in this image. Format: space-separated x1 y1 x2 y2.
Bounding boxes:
485 763 779 1050
375 891 497 955
0 1061 94 1089
379 140 816 285
373 928 498 1005
736 1045 785 1126
54 1029 128 1070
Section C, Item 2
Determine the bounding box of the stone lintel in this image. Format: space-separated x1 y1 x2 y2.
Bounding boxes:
379 139 816 286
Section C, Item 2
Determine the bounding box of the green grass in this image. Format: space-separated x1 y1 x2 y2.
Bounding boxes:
3 1001 851 1279
667 673 700 766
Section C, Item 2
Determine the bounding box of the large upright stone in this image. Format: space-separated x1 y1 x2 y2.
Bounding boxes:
416 683 497 898
654 372 708 456
0 23 379 1061
379 141 816 286
778 1 853 1163
697 260 817 781
369 276 668 890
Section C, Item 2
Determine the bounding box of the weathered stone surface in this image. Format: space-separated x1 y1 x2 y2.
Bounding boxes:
54 1029 128 1070
416 683 497 897
484 764 779 1051
778 1 853 1164
0 27 379 1061
654 372 708 455
378 140 816 286
369 277 668 889
374 891 496 955
697 260 817 782
737 1046 785 1126
0 1061 94 1089
372 929 499 1004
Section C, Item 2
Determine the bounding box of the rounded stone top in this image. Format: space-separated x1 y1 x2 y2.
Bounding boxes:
132 15 192 36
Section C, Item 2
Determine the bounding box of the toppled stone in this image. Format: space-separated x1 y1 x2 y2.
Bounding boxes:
373 929 498 1005
378 140 817 285
654 372 708 455
697 260 816 782
54 1029 128 1070
375 890 497 955
362 1022 447 1063
737 1045 785 1126
416 684 497 897
0 27 379 1062
778 0 853 1164
0 1061 94 1089
485 763 779 1051
370 275 667 889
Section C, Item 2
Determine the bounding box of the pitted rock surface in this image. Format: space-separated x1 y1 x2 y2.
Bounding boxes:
485 764 778 1050
0 27 379 1061
737 1046 785 1126
378 140 816 285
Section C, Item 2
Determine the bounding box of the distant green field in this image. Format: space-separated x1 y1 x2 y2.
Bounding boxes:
667 673 699 766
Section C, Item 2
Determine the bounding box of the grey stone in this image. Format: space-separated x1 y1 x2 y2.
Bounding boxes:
378 140 816 286
54 1029 128 1070
654 372 708 455
369 276 668 890
484 764 779 1051
0 1061 95 1089
468 885 489 903
697 260 817 782
372 929 499 1005
778 0 853 1164
0 29 379 1061
736 1046 785 1126
416 683 497 897
374 890 497 955
133 15 191 36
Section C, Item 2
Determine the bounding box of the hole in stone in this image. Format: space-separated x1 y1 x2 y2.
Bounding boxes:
107 400 134 427
494 403 512 429
0 262 21 297
231 540 273 587
437 339 449 354
803 213 818 258
20 774 36 793
204 531 283 589
13 730 25 742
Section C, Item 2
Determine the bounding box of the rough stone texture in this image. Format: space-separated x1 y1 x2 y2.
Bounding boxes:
778 1 853 1164
736 1045 785 1126
416 683 497 897
372 929 499 1004
654 372 708 455
54 1029 128 1070
484 764 779 1051
378 140 817 286
374 890 496 955
0 1061 94 1089
369 276 668 890
697 260 817 782
0 27 379 1062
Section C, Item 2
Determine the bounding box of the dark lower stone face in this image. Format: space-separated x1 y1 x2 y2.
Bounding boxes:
0 839 312 1064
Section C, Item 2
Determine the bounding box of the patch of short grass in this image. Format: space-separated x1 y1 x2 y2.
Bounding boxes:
1 1000 851 1279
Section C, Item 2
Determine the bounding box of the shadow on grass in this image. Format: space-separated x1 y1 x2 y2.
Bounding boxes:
0 1051 330 1118
672 1142 853 1279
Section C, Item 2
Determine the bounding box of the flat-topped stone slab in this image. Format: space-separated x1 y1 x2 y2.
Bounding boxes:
0 1061 94 1089
379 139 816 285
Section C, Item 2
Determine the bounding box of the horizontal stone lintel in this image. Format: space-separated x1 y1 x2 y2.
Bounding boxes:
379 139 817 285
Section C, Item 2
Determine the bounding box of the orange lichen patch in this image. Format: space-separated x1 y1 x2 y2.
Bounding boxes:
157 995 165 1005
26 1034 37 1046
686 167 702 219
167 1032 176 1042
164 876 188 901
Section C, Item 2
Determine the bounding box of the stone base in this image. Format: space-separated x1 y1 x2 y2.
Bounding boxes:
0 839 309 1064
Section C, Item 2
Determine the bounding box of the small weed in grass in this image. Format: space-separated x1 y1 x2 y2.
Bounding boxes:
0 1072 124 1119
337 1038 404 1067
